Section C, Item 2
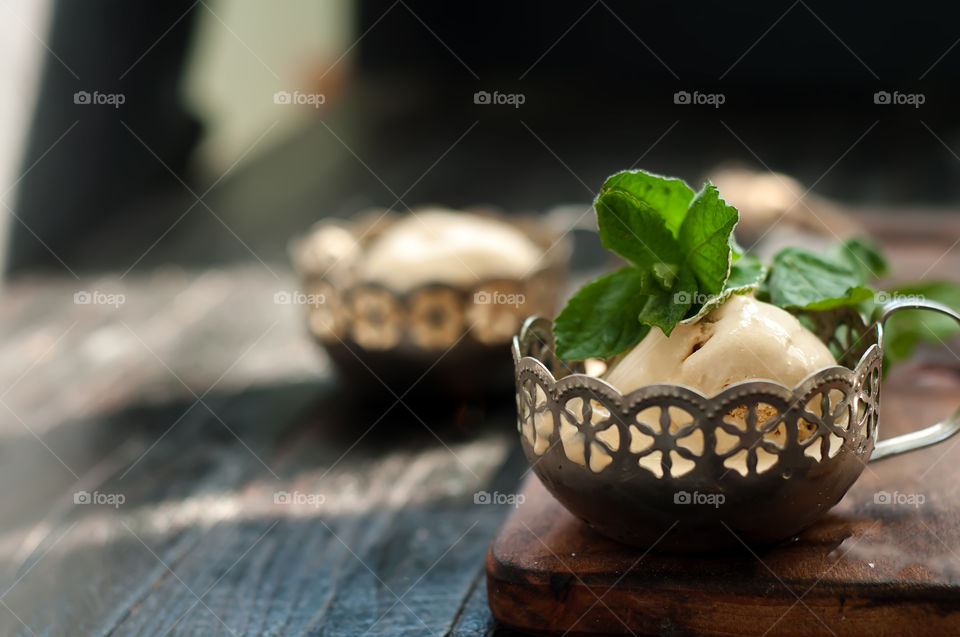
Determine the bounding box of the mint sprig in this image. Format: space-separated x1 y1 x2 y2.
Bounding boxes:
554 170 960 369
555 170 886 361
556 170 743 359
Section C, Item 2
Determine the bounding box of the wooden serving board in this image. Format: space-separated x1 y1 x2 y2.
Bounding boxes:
486 364 960 636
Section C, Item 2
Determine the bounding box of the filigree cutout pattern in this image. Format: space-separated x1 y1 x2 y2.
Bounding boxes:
513 311 882 480
558 397 622 472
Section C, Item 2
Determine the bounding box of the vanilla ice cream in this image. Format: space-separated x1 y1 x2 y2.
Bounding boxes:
603 295 838 469
604 294 836 395
360 209 542 291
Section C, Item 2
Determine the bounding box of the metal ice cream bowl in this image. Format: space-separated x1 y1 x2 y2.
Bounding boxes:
512 298 960 551
291 209 569 397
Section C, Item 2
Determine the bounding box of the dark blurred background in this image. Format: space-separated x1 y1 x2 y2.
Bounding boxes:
3 6 960 635
4 0 960 274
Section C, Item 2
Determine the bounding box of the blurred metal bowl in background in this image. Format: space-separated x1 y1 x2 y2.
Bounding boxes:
291 208 571 399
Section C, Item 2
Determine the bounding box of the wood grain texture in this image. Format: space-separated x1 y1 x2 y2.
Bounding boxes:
487 374 960 636
0 268 527 636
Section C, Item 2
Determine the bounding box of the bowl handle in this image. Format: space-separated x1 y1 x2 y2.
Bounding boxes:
870 297 960 461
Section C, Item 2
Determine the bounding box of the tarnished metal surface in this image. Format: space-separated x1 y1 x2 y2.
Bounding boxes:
512 301 960 551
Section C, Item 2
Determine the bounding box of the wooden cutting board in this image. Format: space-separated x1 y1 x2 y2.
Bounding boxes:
486 365 960 636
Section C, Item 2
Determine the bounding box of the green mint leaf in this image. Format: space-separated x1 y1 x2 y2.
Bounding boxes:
595 188 682 272
768 247 875 310
882 281 960 367
677 181 739 296
637 268 696 336
681 255 767 324
601 170 695 237
554 267 652 360
725 254 767 291
828 237 889 282
652 262 678 289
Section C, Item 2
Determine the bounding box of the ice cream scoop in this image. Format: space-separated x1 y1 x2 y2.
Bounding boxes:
603 294 836 396
360 209 543 292
603 294 838 458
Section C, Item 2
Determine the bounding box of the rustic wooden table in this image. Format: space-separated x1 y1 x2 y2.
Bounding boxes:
0 266 536 636
0 211 957 636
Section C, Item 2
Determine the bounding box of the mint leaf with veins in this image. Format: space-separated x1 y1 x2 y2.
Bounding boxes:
554 267 652 360
678 181 739 296
768 247 874 310
601 170 695 237
554 267 696 360
595 188 682 282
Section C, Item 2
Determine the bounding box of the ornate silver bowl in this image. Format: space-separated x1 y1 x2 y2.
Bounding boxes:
291 209 569 396
513 298 960 551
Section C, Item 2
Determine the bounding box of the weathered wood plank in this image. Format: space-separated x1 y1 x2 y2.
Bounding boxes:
0 269 322 636
109 406 525 636
0 282 525 637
